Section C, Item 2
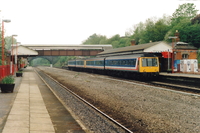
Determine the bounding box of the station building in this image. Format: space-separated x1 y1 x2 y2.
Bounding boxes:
98 40 198 73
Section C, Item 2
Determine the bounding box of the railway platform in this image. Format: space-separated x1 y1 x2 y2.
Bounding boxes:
0 67 86 133
160 72 200 79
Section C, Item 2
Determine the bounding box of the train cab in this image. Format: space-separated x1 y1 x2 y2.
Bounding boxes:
139 55 159 77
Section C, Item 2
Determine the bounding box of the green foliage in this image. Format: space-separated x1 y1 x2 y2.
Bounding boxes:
83 33 108 44
4 36 17 50
198 49 200 63
82 33 131 48
153 19 171 41
131 15 171 44
131 22 145 44
171 3 198 26
191 14 200 24
17 70 23 73
32 58 50 66
1 76 15 84
59 56 67 66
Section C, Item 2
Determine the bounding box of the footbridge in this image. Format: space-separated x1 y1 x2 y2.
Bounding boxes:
21 44 113 56
10 44 112 68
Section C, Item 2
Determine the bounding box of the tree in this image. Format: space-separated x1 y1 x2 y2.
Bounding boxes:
131 22 146 44
187 23 200 47
171 3 198 26
153 17 170 41
131 16 170 44
82 33 108 44
5 36 17 50
107 34 121 44
143 17 157 43
191 14 200 24
59 56 67 66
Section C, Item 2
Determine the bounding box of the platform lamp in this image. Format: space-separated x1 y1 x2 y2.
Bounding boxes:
11 34 17 75
16 42 20 71
1 19 11 66
168 36 177 73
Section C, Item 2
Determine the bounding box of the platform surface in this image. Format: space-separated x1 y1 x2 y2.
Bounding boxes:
0 67 85 133
160 72 200 78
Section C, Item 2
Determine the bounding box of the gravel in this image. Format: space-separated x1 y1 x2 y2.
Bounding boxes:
38 67 200 133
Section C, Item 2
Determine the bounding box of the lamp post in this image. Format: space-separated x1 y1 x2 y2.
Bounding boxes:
16 42 20 71
168 36 177 73
11 34 17 74
1 19 11 66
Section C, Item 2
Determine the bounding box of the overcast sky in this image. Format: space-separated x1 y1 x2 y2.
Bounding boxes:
0 0 200 45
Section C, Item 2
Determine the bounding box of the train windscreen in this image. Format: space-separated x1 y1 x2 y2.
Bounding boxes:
142 58 158 67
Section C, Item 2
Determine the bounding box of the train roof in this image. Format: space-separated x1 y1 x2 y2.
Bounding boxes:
105 53 157 59
84 57 105 60
97 41 163 56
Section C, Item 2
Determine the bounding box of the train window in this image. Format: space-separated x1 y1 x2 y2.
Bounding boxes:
118 60 120 65
77 61 83 65
122 60 126 65
120 60 123 66
95 61 103 66
87 61 93 65
128 60 131 65
125 60 128 65
142 58 158 67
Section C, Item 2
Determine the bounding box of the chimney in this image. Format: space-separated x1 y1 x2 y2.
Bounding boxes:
131 40 136 46
174 30 180 42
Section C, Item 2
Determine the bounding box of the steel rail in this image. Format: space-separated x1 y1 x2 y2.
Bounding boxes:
35 68 133 133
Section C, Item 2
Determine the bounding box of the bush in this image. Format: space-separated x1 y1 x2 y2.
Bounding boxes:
1 76 15 84
17 70 23 73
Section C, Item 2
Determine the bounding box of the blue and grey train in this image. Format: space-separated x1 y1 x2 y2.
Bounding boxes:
68 53 159 80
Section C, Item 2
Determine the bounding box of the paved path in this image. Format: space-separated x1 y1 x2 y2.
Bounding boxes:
1 67 86 133
2 70 55 133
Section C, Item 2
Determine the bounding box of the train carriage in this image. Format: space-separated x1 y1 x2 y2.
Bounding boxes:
105 53 159 79
67 53 159 80
105 55 139 72
75 59 85 69
85 57 105 70
68 60 76 70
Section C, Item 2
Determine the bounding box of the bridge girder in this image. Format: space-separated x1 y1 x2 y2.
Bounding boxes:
36 49 103 56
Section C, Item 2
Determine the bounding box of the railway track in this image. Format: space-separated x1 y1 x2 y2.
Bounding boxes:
62 66 200 94
35 67 133 133
36 67 200 132
83 71 200 95
150 75 200 94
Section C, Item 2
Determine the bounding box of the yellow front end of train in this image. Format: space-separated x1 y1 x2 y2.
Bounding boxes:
139 57 159 74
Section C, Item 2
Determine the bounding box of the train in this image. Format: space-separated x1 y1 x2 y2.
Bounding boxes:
67 53 160 80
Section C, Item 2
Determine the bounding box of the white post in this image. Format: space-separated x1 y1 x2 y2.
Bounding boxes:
50 64 53 67
10 62 12 74
168 50 169 70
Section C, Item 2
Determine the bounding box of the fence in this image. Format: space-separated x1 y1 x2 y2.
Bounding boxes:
0 65 15 79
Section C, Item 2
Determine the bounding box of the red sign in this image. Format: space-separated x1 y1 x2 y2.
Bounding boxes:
162 52 172 58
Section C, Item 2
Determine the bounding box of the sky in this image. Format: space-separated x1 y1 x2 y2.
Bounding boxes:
0 0 200 45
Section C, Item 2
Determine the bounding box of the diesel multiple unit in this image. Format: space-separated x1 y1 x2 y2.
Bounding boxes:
68 53 159 80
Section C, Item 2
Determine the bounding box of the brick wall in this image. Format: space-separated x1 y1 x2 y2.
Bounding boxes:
175 50 197 60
